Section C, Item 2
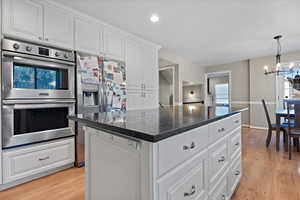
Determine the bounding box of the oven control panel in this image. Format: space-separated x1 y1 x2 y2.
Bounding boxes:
2 38 75 62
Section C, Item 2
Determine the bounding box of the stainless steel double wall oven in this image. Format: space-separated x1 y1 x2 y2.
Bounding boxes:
1 39 76 149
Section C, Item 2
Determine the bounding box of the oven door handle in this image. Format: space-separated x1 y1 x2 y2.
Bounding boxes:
2 51 75 67
11 103 73 109
3 99 75 105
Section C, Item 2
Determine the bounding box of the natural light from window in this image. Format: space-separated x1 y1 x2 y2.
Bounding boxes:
215 83 229 105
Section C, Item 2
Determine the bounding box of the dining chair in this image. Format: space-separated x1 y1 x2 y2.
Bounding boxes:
287 101 300 160
262 99 287 147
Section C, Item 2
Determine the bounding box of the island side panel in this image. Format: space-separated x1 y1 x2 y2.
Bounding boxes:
84 127 154 200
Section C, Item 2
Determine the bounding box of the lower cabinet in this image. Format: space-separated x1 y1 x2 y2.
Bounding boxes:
2 138 75 184
209 172 228 200
208 137 229 190
157 149 208 200
85 113 242 200
227 154 242 197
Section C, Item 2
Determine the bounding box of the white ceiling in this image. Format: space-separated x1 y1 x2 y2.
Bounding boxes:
52 0 300 66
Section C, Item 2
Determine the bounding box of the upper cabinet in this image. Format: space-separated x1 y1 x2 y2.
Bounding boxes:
74 18 104 55
3 0 43 41
126 38 159 91
43 4 74 49
3 0 74 49
142 44 159 91
125 38 143 91
103 27 125 61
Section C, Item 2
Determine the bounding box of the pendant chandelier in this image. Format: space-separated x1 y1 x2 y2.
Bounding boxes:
263 35 292 75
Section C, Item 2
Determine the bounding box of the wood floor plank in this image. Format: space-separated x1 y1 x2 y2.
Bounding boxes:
0 128 299 200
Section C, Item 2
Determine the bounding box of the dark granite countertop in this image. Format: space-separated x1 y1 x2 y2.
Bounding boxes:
68 104 248 142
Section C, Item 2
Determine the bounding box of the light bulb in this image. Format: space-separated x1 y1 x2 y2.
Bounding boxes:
289 62 295 69
150 14 159 23
264 65 269 72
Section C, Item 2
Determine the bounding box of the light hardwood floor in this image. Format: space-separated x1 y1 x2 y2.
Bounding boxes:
0 128 300 200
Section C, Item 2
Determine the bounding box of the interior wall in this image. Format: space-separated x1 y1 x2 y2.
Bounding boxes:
159 49 205 104
205 60 250 125
249 51 300 128
183 84 202 103
205 50 300 128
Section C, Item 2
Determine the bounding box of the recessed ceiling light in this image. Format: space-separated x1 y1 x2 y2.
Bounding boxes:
150 14 159 23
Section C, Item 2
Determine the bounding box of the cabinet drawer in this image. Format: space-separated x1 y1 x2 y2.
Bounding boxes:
208 137 229 190
209 173 228 200
227 154 242 197
229 128 241 161
158 125 209 176
209 114 241 145
157 149 208 200
3 138 75 183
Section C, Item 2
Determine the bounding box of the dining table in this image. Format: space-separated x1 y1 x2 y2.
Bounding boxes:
275 108 294 152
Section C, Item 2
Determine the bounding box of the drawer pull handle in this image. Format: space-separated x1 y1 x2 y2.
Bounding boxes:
235 170 240 176
218 128 225 132
183 142 196 150
38 156 50 161
184 185 196 197
218 156 225 162
222 194 226 200
235 142 240 146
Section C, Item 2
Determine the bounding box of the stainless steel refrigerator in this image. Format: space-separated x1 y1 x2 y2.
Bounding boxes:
75 52 126 167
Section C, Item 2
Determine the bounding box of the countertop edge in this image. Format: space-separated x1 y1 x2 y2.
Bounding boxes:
68 108 247 143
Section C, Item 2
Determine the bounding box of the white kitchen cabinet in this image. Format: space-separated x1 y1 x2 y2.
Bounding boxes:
86 130 142 200
126 38 143 91
74 17 103 55
209 173 228 200
103 26 125 60
3 138 75 184
126 91 144 110
44 4 74 49
3 0 44 42
208 137 229 191
126 38 159 110
2 0 74 49
143 90 159 109
157 125 208 176
227 155 241 197
85 113 242 200
142 44 159 91
157 149 209 200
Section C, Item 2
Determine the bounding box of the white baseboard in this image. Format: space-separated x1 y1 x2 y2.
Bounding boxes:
249 125 268 130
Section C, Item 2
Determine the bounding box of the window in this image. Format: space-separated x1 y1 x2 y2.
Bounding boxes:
13 64 68 90
215 83 229 105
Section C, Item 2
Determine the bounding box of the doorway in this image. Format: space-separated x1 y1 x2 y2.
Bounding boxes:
204 71 231 106
159 66 175 106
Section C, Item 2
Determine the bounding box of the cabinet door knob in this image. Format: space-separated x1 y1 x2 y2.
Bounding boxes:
235 142 240 146
45 38 49 41
235 119 240 123
183 142 196 150
235 170 240 176
218 156 225 162
184 185 196 197
38 37 43 40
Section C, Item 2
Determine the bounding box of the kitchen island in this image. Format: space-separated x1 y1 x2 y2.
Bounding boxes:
69 105 247 200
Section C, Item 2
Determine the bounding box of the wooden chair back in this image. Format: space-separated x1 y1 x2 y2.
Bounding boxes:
262 99 272 129
287 100 300 130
